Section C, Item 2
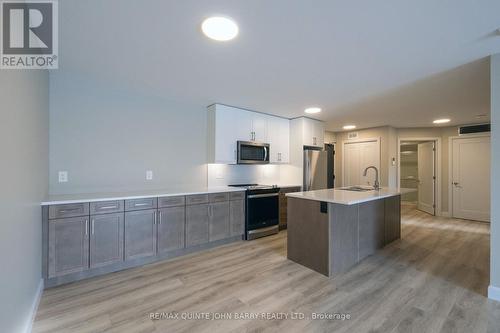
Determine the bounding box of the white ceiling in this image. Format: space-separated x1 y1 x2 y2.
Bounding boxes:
56 1 500 131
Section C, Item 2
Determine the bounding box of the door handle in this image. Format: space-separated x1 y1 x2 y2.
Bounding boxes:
453 182 462 188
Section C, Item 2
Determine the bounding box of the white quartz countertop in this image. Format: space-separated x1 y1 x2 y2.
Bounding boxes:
286 187 410 205
41 186 246 206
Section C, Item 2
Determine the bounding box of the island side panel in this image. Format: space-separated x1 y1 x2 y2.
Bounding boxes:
287 197 330 276
358 200 385 260
329 203 359 275
384 195 401 244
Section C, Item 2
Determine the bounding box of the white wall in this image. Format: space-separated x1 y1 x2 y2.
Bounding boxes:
0 71 49 332
490 54 500 300
49 73 208 194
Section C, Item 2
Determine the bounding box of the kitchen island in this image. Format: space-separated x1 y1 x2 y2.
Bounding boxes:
286 187 402 277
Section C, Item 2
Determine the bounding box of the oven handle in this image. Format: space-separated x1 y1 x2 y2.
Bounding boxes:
247 193 279 199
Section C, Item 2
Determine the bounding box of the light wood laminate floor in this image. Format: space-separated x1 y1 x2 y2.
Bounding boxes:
33 205 500 333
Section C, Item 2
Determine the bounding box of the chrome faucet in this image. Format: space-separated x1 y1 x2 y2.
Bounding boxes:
363 166 380 190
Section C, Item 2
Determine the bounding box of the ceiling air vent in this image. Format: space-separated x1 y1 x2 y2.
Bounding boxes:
458 124 490 135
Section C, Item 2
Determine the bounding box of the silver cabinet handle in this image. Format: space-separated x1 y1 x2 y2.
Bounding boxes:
85 219 88 236
154 211 157 224
158 211 162 225
134 203 149 207
264 146 268 162
91 219 95 235
60 208 81 213
99 205 117 210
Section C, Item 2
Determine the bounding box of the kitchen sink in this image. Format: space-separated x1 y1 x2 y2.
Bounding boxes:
340 186 374 192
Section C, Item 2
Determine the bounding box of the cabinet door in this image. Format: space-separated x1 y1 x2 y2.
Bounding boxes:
124 209 157 260
268 117 289 163
313 120 325 147
186 204 209 247
213 105 254 163
90 213 124 268
251 113 268 142
209 201 230 241
158 206 185 253
384 196 401 244
230 200 245 237
48 217 89 278
358 200 385 260
302 118 314 146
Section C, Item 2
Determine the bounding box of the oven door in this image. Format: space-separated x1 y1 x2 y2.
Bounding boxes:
237 141 270 164
246 192 279 231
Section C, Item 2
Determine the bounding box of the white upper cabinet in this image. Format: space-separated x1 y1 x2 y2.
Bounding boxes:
208 104 289 164
302 117 325 148
268 117 290 163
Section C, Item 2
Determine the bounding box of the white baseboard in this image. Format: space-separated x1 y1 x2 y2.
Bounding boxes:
24 279 44 333
440 211 451 218
489 285 500 302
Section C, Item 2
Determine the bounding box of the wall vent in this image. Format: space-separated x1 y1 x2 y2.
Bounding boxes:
347 132 359 140
458 124 490 135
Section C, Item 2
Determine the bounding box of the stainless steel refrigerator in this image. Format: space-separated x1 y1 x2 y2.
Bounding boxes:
303 144 335 191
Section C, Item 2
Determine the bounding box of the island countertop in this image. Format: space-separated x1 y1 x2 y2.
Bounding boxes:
286 187 406 205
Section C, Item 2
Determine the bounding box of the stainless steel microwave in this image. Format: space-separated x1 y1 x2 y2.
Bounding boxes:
237 141 270 164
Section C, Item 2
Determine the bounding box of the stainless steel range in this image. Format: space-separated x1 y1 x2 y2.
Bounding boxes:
228 184 280 240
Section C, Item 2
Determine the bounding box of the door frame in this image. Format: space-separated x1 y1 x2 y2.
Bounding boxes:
397 137 442 216
448 133 491 220
342 137 381 187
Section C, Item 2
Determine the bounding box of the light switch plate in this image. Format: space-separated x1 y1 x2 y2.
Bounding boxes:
146 170 153 180
58 171 68 183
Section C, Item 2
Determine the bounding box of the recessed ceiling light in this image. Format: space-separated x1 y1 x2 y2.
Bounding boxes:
304 107 321 114
201 16 239 41
343 125 356 130
433 118 451 124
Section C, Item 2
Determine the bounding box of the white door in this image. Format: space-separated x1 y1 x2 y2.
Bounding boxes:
452 136 491 222
417 142 435 215
343 140 380 187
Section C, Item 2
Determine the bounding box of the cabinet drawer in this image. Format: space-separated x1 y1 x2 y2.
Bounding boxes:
125 198 157 211
209 192 229 203
230 192 245 201
158 196 185 208
90 200 124 215
186 194 209 205
49 203 89 219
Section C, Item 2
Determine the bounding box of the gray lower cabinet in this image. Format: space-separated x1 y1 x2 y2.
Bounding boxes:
90 213 124 269
358 200 385 260
230 200 245 237
48 216 89 278
124 209 157 260
209 201 230 241
186 204 209 247
385 195 401 244
157 206 186 253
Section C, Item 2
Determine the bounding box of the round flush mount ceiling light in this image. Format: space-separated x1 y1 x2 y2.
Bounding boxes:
201 16 239 41
343 125 356 130
304 107 322 114
433 118 451 124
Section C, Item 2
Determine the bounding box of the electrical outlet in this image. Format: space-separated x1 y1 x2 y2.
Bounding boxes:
58 171 68 183
146 170 153 180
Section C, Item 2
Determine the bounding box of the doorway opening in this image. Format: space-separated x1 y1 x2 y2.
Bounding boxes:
398 139 440 216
